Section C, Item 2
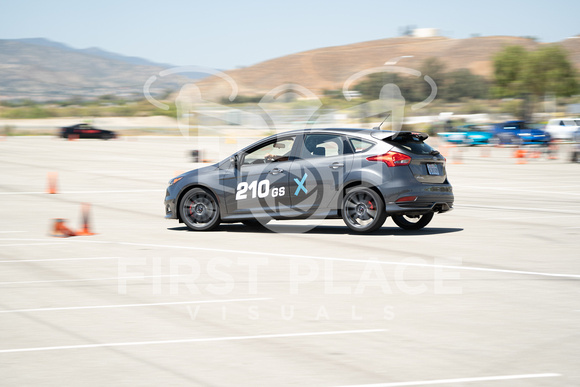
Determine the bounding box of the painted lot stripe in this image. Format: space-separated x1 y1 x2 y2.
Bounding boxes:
0 256 119 263
0 238 60 241
0 231 26 234
335 373 561 386
455 203 580 215
462 184 580 196
0 297 271 314
0 189 163 195
76 240 580 280
0 274 187 286
0 329 385 354
0 242 66 247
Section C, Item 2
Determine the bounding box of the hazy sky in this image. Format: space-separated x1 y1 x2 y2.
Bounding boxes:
1 0 578 69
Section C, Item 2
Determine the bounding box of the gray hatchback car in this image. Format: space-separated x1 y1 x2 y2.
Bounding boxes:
165 128 454 233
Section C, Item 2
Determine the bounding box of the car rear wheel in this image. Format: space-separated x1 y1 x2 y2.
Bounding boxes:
180 188 220 231
391 212 434 230
342 187 387 233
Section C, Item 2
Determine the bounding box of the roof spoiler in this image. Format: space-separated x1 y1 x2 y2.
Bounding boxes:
370 131 429 141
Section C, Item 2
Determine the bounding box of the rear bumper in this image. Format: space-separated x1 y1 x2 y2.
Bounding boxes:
385 199 453 216
379 183 454 216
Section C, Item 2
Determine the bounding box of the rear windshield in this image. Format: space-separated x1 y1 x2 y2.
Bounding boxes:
386 134 435 155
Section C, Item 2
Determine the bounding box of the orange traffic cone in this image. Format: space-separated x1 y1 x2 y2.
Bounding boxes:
50 218 76 237
46 172 58 194
514 148 527 164
76 203 96 236
528 149 541 159
548 143 559 160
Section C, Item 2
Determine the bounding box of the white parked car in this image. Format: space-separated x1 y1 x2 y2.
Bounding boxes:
544 118 580 140
571 129 580 162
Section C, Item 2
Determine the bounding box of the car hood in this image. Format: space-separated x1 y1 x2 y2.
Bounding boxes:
182 164 218 179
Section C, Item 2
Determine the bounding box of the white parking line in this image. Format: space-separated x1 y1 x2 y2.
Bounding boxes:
0 238 67 242
0 189 163 195
70 240 580 280
0 231 26 234
0 329 386 353
0 297 271 314
0 243 67 247
0 257 119 263
334 373 561 386
455 203 580 215
0 274 186 286
462 185 580 196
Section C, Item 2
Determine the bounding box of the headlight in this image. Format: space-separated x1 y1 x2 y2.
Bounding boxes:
168 176 183 186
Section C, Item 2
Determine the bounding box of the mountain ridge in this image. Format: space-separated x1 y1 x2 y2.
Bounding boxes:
192 35 580 100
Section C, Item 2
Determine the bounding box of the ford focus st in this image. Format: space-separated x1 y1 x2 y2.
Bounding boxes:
165 128 454 233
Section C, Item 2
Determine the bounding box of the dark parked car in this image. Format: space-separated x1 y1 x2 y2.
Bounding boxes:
490 121 550 145
165 128 454 233
60 124 117 140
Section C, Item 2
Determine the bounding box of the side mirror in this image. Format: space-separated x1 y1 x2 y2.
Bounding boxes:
230 154 239 169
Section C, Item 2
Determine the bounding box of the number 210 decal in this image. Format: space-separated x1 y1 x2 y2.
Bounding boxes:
236 180 286 201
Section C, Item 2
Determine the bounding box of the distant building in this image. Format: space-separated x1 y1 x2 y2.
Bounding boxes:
412 28 439 38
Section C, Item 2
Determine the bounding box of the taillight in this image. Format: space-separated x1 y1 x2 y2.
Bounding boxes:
366 151 412 167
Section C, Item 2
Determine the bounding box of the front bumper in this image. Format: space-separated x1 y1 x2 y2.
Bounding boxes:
164 188 178 219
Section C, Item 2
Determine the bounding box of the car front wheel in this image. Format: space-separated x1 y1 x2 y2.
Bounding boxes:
391 212 434 230
342 187 387 233
180 188 221 231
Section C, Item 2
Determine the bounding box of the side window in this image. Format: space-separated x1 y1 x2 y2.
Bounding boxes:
349 137 375 153
242 136 295 166
300 134 345 159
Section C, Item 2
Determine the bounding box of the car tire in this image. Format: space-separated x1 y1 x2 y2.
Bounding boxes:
179 188 221 231
391 212 434 230
341 187 387 233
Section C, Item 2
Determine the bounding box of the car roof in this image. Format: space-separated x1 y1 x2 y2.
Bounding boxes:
269 127 426 140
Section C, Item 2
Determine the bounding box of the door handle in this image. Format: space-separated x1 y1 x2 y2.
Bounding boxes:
270 168 284 175
329 162 344 169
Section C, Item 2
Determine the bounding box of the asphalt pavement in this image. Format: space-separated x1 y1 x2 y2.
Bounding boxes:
0 136 578 386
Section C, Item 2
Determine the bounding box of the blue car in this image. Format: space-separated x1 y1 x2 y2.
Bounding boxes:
491 121 551 145
438 124 493 145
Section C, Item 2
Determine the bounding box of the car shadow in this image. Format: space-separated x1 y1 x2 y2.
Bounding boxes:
167 224 463 236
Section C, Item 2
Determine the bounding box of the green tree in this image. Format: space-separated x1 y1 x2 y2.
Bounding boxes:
492 45 528 98
523 45 578 97
443 69 489 102
493 45 579 98
354 73 402 100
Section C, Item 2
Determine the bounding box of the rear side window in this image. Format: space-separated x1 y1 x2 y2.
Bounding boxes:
349 137 375 153
300 134 345 159
387 135 435 155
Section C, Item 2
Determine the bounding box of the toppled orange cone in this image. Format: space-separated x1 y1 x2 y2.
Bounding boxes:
46 172 58 194
76 203 96 236
50 218 76 237
514 148 527 164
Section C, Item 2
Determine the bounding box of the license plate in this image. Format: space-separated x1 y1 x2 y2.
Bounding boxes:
427 163 439 175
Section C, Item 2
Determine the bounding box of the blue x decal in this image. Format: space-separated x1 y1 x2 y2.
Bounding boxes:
294 173 308 196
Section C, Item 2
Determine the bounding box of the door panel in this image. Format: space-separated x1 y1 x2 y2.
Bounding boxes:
289 133 353 215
